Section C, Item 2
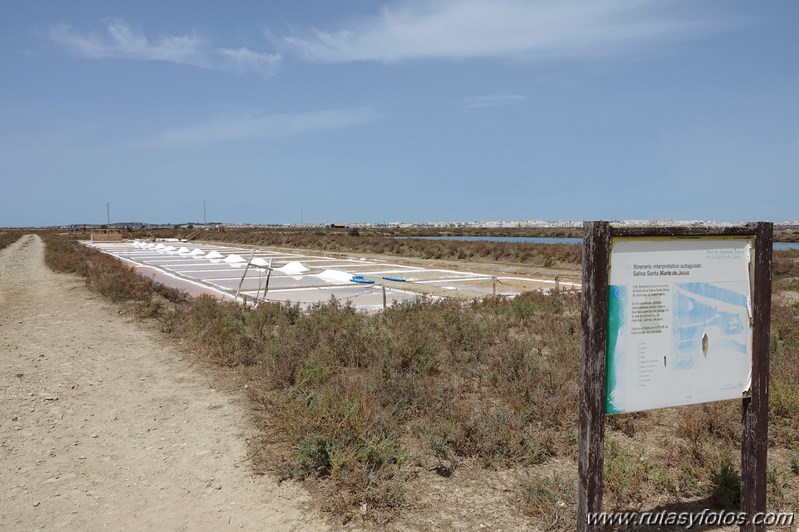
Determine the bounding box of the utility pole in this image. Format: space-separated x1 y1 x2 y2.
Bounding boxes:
106 202 110 225
203 200 207 225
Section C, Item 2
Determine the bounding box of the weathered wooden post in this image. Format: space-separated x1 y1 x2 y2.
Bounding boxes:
235 248 256 302
577 221 610 531
741 222 772 532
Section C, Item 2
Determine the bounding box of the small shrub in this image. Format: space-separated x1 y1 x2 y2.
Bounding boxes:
297 434 334 477
709 453 740 509
791 452 799 475
603 436 654 510
607 412 646 438
767 464 788 509
521 472 575 527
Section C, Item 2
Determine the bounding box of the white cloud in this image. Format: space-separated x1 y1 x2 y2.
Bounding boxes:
49 20 281 77
464 93 528 109
277 0 732 64
150 106 382 147
217 47 281 75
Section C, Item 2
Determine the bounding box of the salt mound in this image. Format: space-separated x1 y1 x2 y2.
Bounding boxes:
317 270 353 283
250 257 271 268
205 251 223 259
224 254 246 263
163 246 177 253
189 248 205 256
154 243 166 250
177 247 191 254
277 261 309 275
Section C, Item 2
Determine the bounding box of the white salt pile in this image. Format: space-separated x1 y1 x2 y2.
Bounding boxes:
317 270 353 283
189 248 205 256
205 251 224 259
176 247 191 254
155 243 166 250
250 257 271 267
224 254 246 263
277 261 309 274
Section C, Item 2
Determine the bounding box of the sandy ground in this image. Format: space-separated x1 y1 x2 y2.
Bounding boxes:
0 235 330 531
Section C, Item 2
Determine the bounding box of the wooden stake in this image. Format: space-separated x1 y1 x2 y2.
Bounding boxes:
235 248 256 302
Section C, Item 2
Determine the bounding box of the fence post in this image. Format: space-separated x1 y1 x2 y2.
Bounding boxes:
235 248 256 302
740 222 772 531
577 221 610 531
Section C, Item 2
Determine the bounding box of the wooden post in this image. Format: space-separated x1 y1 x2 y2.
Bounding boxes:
235 248 256 301
740 222 772 531
262 258 273 303
578 221 610 531
382 285 387 310
492 276 497 296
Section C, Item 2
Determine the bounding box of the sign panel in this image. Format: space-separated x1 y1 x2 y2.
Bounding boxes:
606 237 753 414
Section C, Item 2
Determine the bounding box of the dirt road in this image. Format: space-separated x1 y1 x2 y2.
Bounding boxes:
0 235 330 531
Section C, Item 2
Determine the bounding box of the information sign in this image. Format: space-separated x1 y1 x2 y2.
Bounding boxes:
605 237 753 414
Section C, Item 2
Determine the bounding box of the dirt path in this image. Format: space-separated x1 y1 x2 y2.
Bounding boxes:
0 235 330 531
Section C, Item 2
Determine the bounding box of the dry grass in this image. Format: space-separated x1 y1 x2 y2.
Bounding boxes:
42 234 188 313
168 291 583 517
40 232 799 528
0 230 25 251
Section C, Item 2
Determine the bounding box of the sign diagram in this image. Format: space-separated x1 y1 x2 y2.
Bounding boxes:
605 238 753 414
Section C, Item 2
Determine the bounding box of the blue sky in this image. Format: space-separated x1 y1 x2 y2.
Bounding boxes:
1 1 797 226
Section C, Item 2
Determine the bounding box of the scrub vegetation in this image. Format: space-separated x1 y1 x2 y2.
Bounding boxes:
40 232 799 528
0 230 24 251
43 233 187 310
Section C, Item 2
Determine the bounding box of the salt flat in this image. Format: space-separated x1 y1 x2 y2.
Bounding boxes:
86 240 578 310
